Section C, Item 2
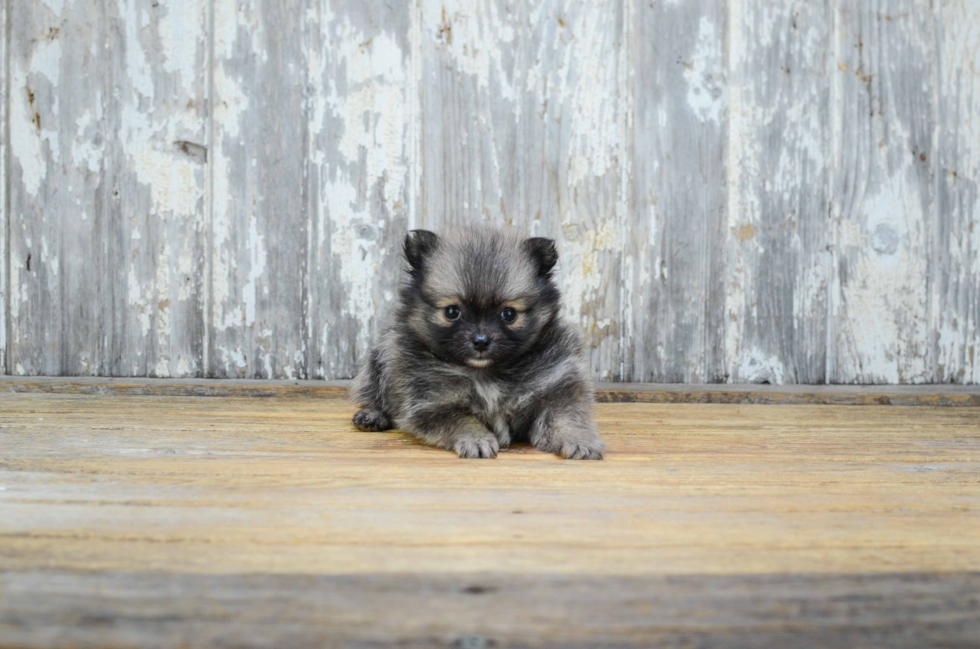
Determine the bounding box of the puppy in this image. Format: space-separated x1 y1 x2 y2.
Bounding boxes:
350 228 605 460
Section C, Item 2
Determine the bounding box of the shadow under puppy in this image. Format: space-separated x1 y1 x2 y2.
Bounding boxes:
350 228 605 460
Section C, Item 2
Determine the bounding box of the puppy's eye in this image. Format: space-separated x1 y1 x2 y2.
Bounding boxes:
501 307 518 324
444 305 461 321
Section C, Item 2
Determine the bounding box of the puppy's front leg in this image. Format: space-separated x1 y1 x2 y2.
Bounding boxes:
401 407 499 459
529 408 605 460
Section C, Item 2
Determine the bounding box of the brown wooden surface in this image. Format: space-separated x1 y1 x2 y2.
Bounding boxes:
1 388 979 646
4 571 979 648
3 376 980 406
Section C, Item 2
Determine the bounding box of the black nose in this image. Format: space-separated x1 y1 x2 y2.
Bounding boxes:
472 333 490 352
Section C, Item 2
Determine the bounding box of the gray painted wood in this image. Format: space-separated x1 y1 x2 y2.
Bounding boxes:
104 0 209 377
419 0 524 230
627 0 728 382
7 0 107 376
1 0 7 375
210 0 309 378
2 0 979 383
725 0 832 384
935 1 980 385
524 0 628 380
829 0 938 383
307 0 413 380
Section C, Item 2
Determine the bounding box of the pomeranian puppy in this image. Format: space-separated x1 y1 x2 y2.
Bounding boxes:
350 228 605 460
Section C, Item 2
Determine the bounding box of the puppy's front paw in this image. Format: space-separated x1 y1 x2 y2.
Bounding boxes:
353 408 392 432
453 433 499 459
530 413 606 460
560 439 604 460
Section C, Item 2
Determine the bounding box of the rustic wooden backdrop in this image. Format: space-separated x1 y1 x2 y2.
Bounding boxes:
2 0 978 383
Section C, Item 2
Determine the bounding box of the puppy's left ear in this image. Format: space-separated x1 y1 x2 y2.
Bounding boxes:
523 237 558 276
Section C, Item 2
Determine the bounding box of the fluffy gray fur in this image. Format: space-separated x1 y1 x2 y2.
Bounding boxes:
350 228 605 460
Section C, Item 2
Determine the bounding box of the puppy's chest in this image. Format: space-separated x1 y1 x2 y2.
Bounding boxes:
469 377 513 420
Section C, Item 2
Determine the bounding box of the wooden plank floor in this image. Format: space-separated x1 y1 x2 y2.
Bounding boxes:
2 388 979 647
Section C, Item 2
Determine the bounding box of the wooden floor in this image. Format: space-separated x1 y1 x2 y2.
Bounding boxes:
2 384 979 647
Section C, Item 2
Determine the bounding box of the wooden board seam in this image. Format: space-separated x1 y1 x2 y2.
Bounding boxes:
1 377 978 406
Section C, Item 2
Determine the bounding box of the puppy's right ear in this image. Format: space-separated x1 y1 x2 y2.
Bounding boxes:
404 230 440 271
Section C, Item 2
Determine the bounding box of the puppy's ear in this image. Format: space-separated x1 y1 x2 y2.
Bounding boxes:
523 237 558 276
404 230 439 271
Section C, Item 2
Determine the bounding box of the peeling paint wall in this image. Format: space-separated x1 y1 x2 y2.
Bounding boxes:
1 0 6 374
2 0 979 384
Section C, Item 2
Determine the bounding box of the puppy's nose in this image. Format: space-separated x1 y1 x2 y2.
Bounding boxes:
471 333 490 352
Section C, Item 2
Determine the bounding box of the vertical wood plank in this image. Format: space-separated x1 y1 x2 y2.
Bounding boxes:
104 0 209 377
627 0 728 382
307 1 413 379
829 0 937 383
523 0 628 380
211 0 309 378
934 1 980 384
419 0 524 228
725 0 832 384
7 0 107 376
1 0 7 374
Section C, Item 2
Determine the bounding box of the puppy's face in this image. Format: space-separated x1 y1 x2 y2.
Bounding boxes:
401 229 560 369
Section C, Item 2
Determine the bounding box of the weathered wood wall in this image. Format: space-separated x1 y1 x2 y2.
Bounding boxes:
2 0 978 383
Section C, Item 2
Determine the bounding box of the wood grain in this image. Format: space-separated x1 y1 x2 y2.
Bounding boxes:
103 0 209 377
726 0 832 384
935 1 980 384
3 571 979 648
829 0 938 383
524 0 628 380
2 391 979 576
3 376 980 405
307 0 412 380
1 390 979 646
627 0 728 382
419 0 524 229
209 0 308 379
1 0 6 375
2 0 979 384
7 0 107 375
